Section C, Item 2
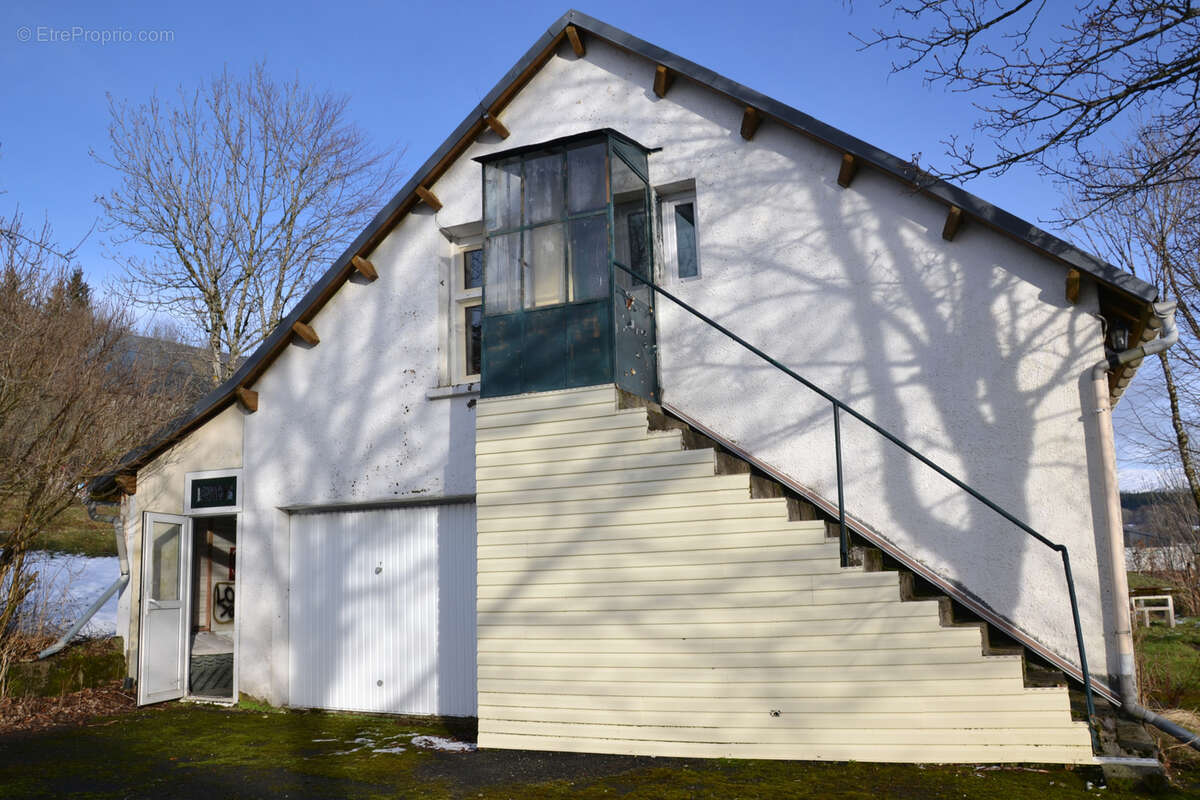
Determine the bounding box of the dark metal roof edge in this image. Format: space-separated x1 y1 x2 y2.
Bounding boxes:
94 8 1156 495
473 127 655 164
564 9 1157 303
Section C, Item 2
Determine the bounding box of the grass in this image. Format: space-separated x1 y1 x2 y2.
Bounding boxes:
1137 619 1200 711
1129 572 1174 591
30 503 116 558
0 702 1189 800
6 637 126 698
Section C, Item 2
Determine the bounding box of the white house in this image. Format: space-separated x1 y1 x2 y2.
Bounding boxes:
97 11 1168 764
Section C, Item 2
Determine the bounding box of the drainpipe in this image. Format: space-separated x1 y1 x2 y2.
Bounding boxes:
37 498 130 660
1093 300 1200 750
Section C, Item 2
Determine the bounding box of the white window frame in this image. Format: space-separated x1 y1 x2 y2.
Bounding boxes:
659 191 700 281
184 468 243 516
450 240 483 385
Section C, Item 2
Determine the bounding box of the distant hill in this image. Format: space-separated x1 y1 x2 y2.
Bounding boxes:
1121 489 1197 547
115 334 238 404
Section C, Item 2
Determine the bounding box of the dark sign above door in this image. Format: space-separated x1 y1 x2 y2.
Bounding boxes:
190 476 238 510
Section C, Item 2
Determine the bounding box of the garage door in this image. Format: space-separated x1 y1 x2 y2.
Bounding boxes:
288 502 476 716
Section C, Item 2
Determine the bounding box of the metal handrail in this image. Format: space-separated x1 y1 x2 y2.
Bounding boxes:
616 263 1099 745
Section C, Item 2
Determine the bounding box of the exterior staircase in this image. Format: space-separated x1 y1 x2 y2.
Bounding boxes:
475 383 1098 763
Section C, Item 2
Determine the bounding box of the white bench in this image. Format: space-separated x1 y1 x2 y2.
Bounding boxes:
1131 594 1175 628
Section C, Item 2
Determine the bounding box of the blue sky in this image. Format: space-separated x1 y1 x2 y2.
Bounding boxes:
0 0 1085 283
0 0 1160 483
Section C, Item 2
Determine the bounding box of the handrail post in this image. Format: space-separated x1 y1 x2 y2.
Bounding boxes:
833 402 848 567
1060 547 1100 751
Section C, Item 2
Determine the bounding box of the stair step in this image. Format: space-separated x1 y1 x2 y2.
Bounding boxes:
477 385 618 416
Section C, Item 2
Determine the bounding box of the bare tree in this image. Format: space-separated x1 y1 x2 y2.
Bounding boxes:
96 64 402 385
859 1 1200 218
1077 128 1200 506
0 212 180 695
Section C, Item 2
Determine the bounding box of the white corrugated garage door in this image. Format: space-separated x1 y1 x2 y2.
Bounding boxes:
288 502 476 716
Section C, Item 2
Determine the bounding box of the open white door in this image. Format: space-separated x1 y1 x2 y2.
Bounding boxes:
137 513 192 706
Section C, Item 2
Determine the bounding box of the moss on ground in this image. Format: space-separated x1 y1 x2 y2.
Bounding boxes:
1 703 1198 799
7 637 125 698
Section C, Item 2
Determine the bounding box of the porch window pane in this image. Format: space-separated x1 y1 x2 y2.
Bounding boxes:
525 153 564 225
485 232 520 315
611 154 644 199
524 224 566 307
484 158 522 232
614 203 650 277
569 216 608 301
567 143 607 214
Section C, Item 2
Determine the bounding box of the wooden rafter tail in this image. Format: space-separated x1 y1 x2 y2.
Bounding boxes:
837 153 858 188
484 114 510 139
1066 269 1082 304
942 206 964 241
565 24 585 57
235 386 259 413
653 64 673 98
291 321 320 346
740 106 762 141
351 255 379 281
414 185 443 211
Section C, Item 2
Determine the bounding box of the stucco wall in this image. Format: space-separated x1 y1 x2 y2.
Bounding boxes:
123 405 244 678
227 34 1118 699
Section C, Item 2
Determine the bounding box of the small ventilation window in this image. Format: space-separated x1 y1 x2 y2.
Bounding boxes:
661 192 700 279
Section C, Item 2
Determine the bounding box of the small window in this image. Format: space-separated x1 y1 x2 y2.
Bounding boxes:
661 192 700 279
184 469 243 515
464 248 483 290
465 305 482 376
450 244 483 383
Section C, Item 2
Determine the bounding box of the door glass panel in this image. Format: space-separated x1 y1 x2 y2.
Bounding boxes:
484 158 522 232
569 216 609 301
524 224 566 307
524 153 564 225
674 202 698 278
567 143 607 214
149 521 181 602
485 232 521 315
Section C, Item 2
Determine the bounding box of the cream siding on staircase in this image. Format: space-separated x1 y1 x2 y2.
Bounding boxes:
475 384 1094 764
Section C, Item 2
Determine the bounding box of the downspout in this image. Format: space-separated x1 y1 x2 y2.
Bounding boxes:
37 497 130 660
1093 300 1200 750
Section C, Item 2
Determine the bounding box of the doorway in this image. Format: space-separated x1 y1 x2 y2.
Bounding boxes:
188 514 237 699
137 512 239 706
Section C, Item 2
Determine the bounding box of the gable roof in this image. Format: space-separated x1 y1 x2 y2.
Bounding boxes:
91 9 1159 497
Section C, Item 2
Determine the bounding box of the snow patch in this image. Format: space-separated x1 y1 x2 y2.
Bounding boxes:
410 735 476 752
